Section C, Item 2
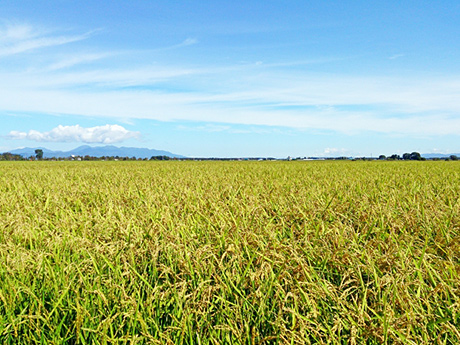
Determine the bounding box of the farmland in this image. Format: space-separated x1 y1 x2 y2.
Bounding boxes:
0 161 459 344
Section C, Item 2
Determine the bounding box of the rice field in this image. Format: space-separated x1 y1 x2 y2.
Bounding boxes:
0 161 459 344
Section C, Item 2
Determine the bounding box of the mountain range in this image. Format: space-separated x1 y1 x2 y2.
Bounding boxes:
8 145 185 159
419 153 459 159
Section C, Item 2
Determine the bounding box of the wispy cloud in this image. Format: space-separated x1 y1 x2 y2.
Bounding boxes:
2 72 460 136
389 53 405 60
47 53 112 71
8 125 140 144
0 23 34 41
177 123 287 135
0 23 459 138
180 38 198 47
0 22 93 57
148 38 198 52
167 38 198 49
177 124 231 132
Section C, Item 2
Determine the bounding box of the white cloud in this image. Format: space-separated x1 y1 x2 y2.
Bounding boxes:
0 23 36 42
47 53 112 71
1 74 459 136
322 148 349 156
166 38 198 50
0 23 92 57
389 54 405 60
177 124 231 132
181 38 198 46
144 38 198 53
8 125 140 144
0 23 459 138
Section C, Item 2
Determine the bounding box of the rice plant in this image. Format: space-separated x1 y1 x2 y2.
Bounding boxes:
0 161 458 344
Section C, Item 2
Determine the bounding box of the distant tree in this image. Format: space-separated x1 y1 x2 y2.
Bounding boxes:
379 155 386 160
450 155 458 161
402 153 411 160
410 152 422 160
35 149 44 160
150 155 170 160
388 154 400 160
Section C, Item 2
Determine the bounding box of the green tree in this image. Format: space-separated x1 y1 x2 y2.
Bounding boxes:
35 149 44 160
150 155 170 160
410 152 422 160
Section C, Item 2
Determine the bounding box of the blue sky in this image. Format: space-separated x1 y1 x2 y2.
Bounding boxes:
1 0 459 157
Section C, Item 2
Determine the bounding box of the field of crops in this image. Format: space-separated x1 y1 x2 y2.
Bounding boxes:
0 161 459 344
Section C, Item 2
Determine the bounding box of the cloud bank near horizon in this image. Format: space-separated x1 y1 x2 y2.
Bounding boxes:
8 125 140 144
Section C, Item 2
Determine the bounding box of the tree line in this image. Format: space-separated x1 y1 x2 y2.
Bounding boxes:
378 152 458 161
0 150 458 161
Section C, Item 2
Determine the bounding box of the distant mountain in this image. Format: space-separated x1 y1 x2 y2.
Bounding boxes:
8 145 185 159
422 153 460 159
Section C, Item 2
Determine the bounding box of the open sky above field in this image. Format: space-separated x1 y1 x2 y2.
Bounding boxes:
1 0 459 157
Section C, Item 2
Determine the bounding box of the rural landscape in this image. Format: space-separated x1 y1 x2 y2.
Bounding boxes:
1 1 460 344
0 160 458 343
